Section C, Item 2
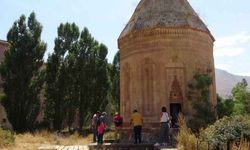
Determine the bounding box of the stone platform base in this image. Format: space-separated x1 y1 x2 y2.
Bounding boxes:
89 143 154 150
38 144 176 150
120 127 160 143
120 126 179 145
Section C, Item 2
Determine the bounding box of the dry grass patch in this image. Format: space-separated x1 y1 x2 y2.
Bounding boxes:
2 130 92 150
232 140 250 150
0 128 15 148
58 132 92 145
177 115 208 150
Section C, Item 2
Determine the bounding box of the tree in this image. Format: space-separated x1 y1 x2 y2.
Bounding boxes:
91 43 109 111
232 79 250 115
45 23 79 131
45 25 110 131
187 74 216 132
0 12 46 132
110 51 120 111
77 28 109 129
216 95 234 119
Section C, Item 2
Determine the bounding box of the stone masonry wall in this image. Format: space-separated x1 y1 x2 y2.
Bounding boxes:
119 27 216 132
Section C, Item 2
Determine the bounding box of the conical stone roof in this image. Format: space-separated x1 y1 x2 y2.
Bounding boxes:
119 0 211 39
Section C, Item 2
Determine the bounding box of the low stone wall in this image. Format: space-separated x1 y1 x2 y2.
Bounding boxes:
88 143 155 150
120 127 179 146
39 144 176 150
120 127 160 143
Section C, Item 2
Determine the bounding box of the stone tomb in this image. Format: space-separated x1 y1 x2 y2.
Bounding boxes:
118 0 216 142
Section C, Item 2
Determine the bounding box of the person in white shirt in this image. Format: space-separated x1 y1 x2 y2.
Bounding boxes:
159 106 170 144
91 111 100 143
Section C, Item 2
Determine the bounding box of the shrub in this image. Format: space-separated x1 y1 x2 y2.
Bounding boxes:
0 92 6 103
201 115 250 149
0 128 15 147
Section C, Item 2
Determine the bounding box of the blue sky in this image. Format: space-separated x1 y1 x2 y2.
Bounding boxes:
0 0 250 76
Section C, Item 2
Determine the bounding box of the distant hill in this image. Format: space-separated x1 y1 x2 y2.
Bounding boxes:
215 69 250 98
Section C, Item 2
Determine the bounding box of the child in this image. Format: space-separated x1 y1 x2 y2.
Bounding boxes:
97 120 105 144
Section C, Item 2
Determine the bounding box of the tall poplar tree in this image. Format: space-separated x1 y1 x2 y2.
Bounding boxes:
110 51 120 111
45 24 109 131
64 24 80 130
45 23 79 131
0 12 46 132
77 28 109 129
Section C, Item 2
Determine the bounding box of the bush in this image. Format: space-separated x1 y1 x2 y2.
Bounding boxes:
0 92 6 103
178 114 250 150
201 115 250 149
0 128 15 147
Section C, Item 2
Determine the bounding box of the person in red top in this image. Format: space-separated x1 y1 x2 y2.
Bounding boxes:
113 112 123 143
97 120 106 144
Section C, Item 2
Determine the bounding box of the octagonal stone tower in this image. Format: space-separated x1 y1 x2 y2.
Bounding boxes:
118 0 216 142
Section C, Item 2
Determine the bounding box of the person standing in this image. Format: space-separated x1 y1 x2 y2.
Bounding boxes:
130 109 143 144
100 112 107 125
113 112 123 143
97 119 106 144
91 111 100 143
159 106 170 145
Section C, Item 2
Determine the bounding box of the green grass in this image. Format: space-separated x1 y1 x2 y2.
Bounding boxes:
0 128 15 148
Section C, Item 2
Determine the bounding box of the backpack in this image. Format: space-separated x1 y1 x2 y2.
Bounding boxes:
114 116 123 126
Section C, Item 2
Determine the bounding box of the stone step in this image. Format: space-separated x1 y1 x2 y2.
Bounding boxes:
38 145 88 150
